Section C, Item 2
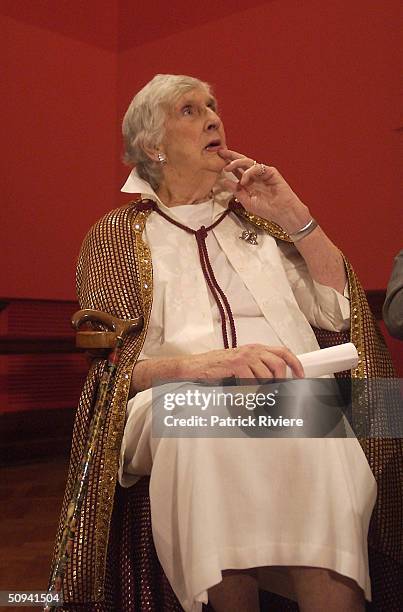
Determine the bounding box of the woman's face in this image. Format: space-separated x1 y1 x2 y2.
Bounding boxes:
159 87 227 178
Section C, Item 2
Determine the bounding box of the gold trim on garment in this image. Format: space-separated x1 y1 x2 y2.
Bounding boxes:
235 208 293 242
94 205 154 599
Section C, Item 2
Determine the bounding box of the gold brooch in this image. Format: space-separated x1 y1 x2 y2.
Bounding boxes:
239 230 258 245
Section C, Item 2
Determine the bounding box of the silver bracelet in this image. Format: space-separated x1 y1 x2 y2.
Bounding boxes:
289 218 318 242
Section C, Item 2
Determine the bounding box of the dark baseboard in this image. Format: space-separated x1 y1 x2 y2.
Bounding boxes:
0 407 74 465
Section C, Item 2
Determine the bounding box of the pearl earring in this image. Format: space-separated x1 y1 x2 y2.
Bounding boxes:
157 152 167 164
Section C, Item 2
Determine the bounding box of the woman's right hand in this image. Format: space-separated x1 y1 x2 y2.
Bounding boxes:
178 344 304 381
130 345 304 395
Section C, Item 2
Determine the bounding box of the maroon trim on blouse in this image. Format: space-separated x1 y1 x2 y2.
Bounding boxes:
139 198 239 349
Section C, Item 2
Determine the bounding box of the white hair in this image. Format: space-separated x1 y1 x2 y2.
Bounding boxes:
122 74 212 190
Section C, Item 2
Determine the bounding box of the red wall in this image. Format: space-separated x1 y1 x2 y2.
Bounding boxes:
1 12 117 300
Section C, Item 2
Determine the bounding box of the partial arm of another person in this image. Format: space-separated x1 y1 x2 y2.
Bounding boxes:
383 250 403 339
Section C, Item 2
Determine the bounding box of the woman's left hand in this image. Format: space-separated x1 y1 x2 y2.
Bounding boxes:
218 149 311 234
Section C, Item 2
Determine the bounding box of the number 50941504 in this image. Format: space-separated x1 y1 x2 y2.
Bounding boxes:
0 591 62 607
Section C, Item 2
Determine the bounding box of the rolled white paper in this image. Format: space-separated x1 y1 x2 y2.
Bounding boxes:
285 342 359 378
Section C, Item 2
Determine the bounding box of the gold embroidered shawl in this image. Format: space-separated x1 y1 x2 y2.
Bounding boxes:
51 199 402 606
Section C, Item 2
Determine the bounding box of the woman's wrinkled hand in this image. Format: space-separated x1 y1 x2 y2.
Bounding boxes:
130 345 304 395
177 344 304 382
218 148 311 234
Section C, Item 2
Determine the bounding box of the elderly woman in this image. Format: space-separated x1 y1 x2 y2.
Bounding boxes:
52 74 401 612
119 72 374 612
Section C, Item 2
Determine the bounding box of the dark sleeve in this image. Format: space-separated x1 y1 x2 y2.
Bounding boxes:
383 250 403 340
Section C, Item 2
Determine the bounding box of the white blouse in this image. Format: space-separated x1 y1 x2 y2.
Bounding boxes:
136 195 350 361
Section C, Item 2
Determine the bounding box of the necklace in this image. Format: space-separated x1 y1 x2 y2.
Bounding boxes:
137 197 241 349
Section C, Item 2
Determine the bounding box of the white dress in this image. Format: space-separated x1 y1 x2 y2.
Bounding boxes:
118 197 377 612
